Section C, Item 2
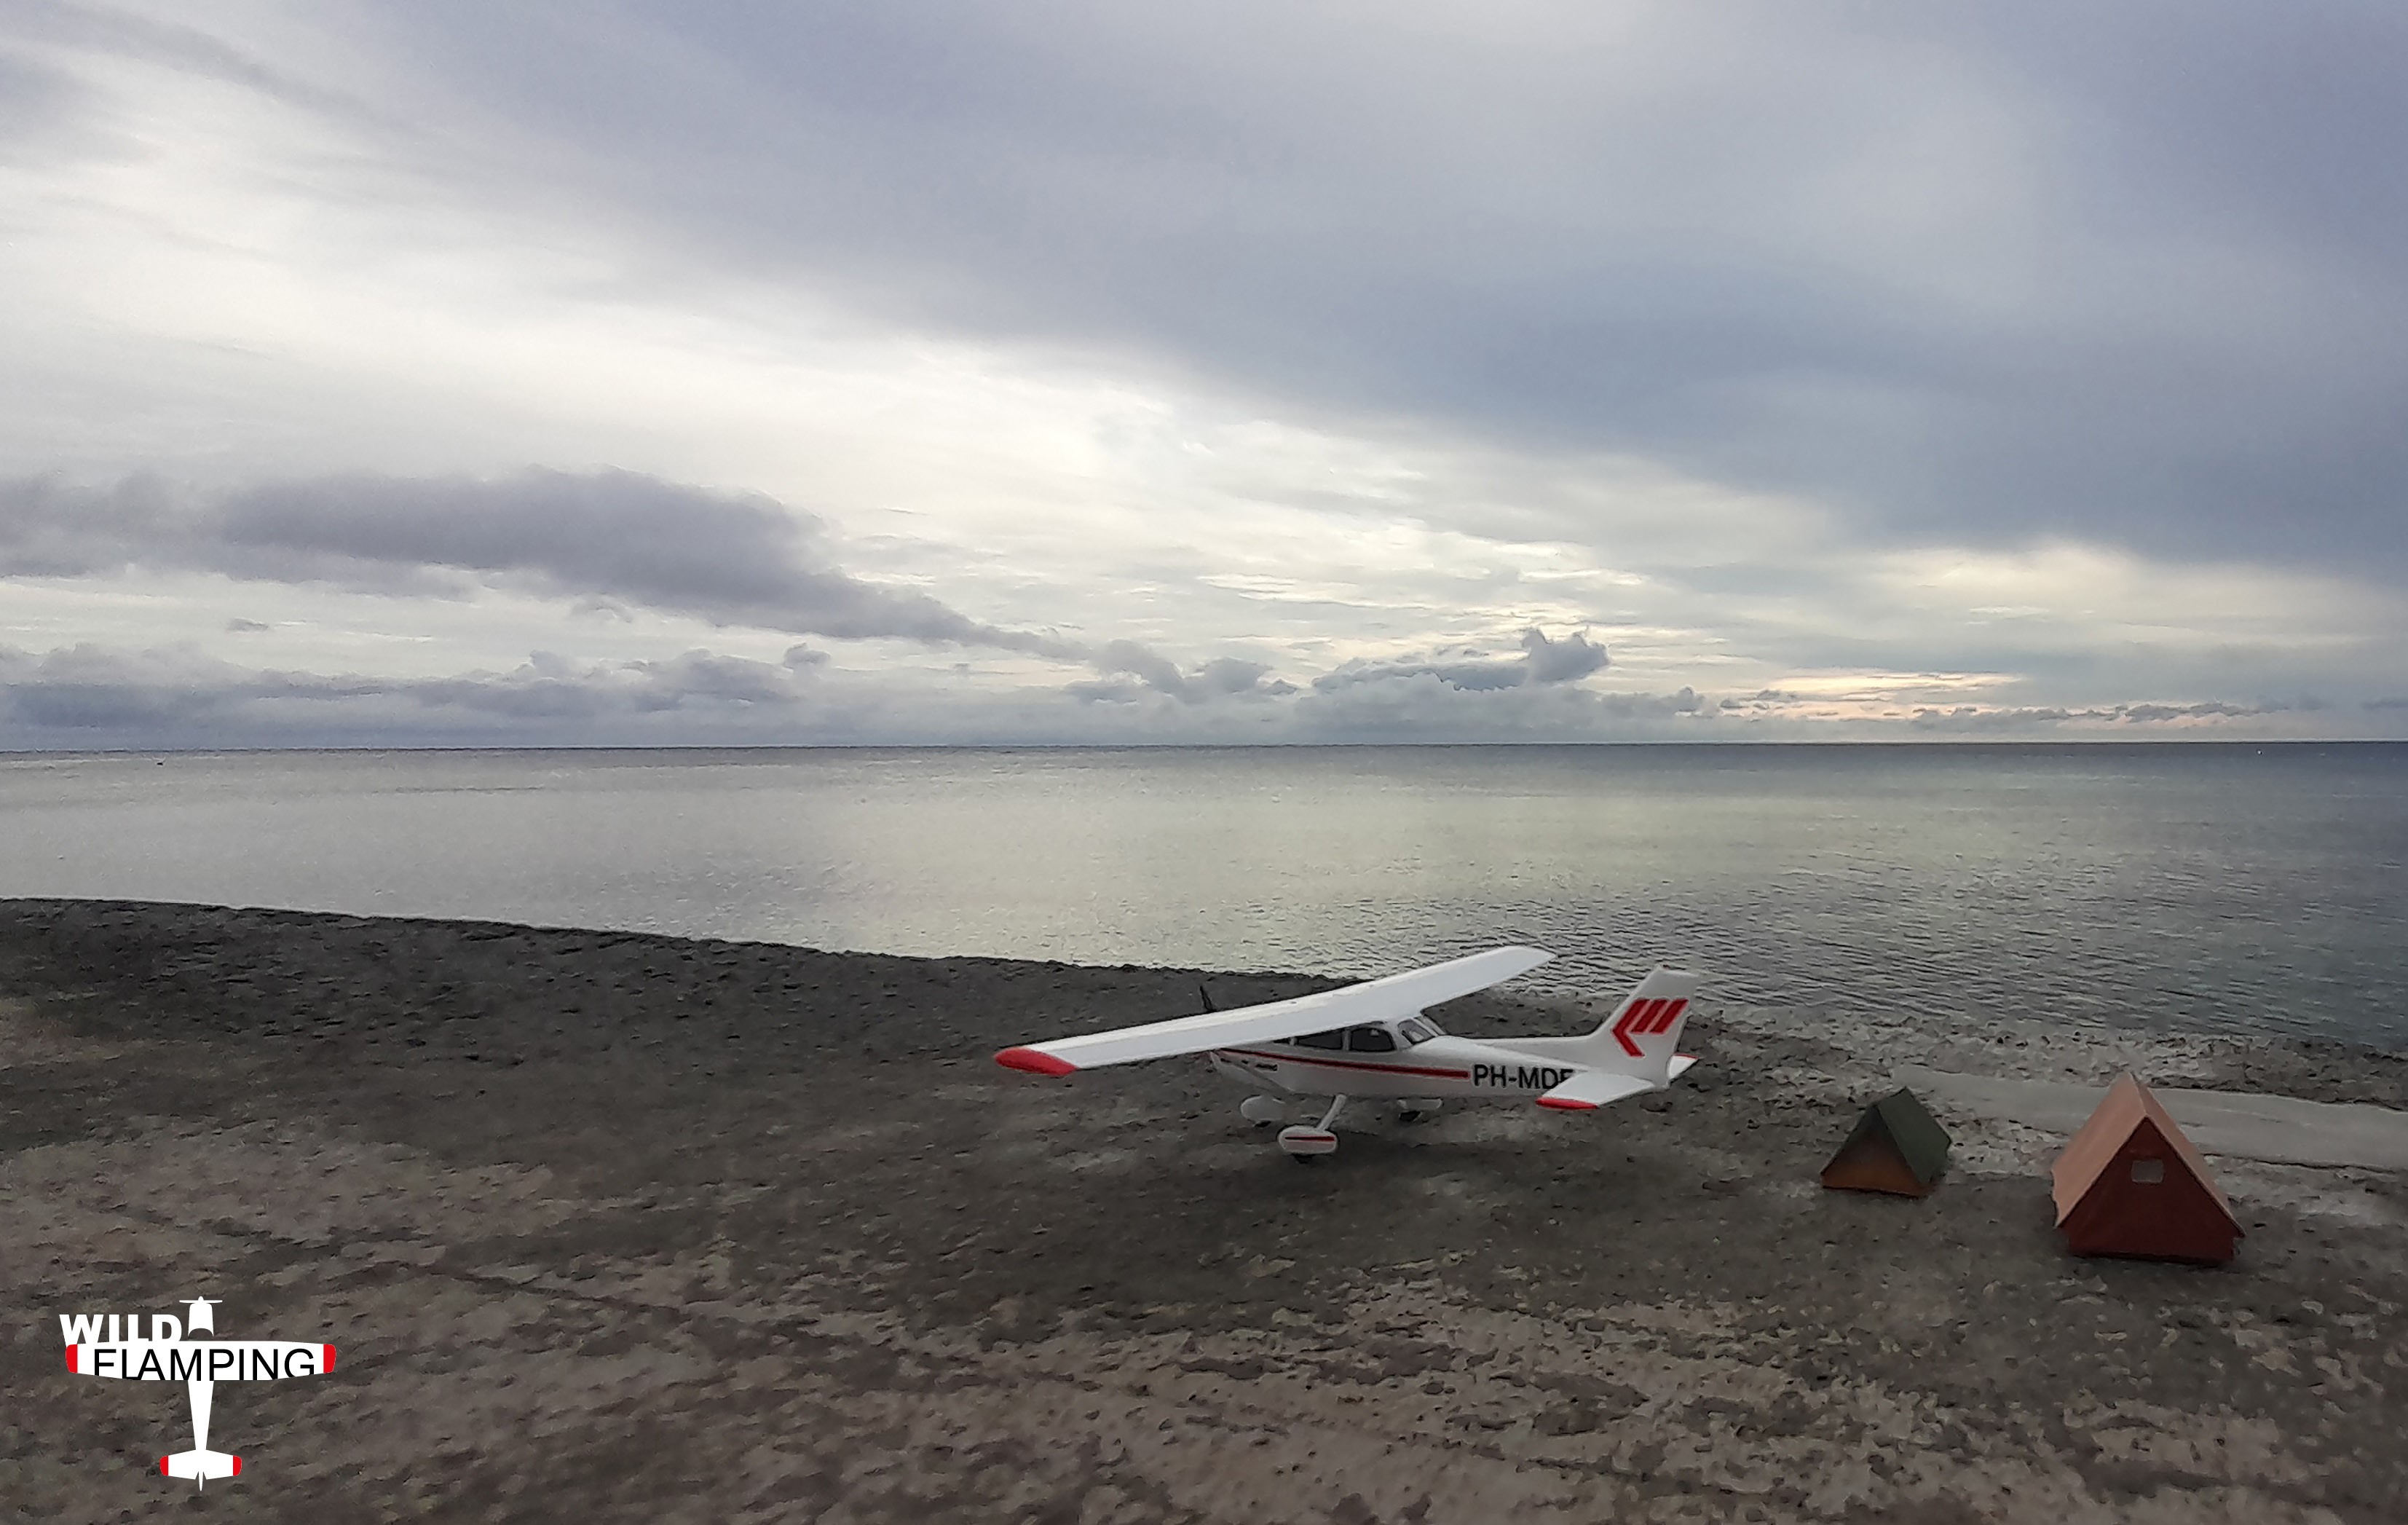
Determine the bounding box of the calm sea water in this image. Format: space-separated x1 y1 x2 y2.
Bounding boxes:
1 745 2402 1047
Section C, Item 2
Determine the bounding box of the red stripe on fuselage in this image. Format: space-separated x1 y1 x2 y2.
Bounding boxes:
1221 1047 1472 1080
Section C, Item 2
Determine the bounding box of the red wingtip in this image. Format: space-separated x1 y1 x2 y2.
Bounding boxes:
994 1046 1076 1076
230 1456 242 1476
323 1344 336 1372
66 1346 77 1374
158 1457 170 1475
1535 1095 1599 1111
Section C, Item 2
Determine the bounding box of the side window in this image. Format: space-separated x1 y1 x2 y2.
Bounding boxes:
1291 1030 1346 1050
1346 1025 1397 1052
2130 1158 2165 1183
1397 1019 1434 1046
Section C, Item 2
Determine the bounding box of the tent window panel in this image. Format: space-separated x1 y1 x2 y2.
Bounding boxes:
2131 1157 2165 1183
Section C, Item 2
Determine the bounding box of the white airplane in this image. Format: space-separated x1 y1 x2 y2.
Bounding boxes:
995 945 1699 1159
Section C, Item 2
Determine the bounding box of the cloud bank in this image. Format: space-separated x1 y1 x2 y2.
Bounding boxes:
0 5 2401 745
1 470 1071 654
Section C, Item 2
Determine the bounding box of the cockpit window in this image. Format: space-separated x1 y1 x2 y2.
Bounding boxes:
1346 1025 1397 1052
1290 1029 1346 1050
1397 1019 1435 1046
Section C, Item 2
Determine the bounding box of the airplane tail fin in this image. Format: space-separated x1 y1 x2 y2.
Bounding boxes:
1571 968 1700 1087
161 1449 240 1483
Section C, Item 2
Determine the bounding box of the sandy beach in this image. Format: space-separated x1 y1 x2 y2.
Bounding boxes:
4 898 2406 1524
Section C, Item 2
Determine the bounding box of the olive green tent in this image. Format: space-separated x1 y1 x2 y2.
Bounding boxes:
1820 1087 1951 1197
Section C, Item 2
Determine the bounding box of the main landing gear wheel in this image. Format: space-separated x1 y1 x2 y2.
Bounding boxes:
1396 1098 1443 1125
1277 1097 1349 1162
1277 1127 1337 1162
1240 1096 1287 1126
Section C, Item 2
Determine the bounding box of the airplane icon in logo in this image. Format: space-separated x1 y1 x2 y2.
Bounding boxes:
61 1296 336 1486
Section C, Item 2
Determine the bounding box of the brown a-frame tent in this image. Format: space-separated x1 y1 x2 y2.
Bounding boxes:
1820 1087 1951 1197
2053 1073 2242 1264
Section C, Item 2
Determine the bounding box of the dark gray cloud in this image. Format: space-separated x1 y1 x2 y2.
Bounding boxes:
3 639 2361 749
306 2 2408 578
1 468 1318 706
1078 642 1283 705
1283 674 1704 744
0 641 831 746
1 469 1085 655
0 639 1663 748
1907 700 2273 734
1313 629 1608 694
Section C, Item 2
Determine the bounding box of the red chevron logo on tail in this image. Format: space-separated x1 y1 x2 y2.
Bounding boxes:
1610 997 1689 1055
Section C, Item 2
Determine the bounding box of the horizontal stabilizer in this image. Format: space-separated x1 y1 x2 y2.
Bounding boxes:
997 945 1553 1073
1535 1069 1656 1111
162 1449 240 1481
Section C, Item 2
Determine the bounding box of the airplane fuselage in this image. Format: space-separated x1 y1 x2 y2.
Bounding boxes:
1208 1034 1591 1101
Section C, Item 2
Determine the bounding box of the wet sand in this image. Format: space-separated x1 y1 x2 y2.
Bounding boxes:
4 899 2406 1524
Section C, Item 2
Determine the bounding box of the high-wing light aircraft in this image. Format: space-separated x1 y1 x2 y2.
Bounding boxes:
995 946 1699 1159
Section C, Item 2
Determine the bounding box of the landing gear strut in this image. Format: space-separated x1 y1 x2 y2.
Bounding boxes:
1278 1097 1348 1163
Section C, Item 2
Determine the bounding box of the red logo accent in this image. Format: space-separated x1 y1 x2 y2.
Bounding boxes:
322 1344 336 1373
66 1347 78 1374
1611 996 1689 1054
1610 999 1654 1055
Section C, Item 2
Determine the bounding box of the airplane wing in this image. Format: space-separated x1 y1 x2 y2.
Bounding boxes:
995 945 1553 1075
1533 1069 1657 1111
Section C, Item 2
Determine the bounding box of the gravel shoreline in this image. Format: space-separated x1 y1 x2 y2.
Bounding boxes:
4 899 2404 1523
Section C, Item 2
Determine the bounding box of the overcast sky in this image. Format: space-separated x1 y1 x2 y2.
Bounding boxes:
2 1 2402 746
